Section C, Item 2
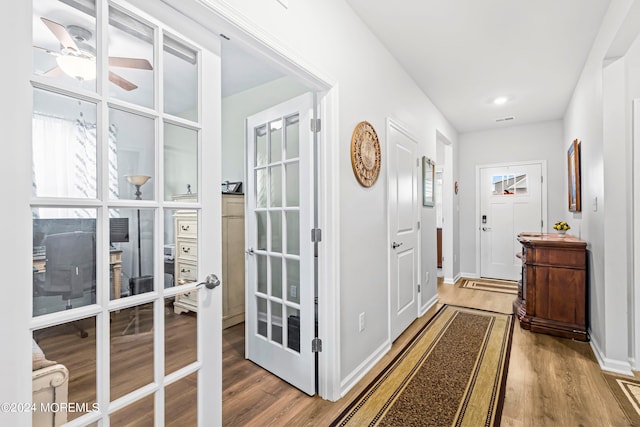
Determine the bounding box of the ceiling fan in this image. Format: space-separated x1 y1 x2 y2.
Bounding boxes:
34 17 152 91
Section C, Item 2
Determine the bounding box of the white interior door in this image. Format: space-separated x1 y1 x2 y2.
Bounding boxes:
245 93 316 395
388 120 420 342
27 1 222 425
480 163 543 280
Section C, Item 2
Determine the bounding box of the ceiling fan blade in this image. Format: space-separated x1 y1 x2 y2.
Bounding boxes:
109 57 153 70
109 71 138 91
41 17 79 52
43 66 63 78
33 45 60 56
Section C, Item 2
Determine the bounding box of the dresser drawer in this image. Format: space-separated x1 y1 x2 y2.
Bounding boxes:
177 240 198 261
177 219 197 239
176 261 197 284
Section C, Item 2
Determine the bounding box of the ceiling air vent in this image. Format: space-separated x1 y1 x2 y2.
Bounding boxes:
496 116 515 123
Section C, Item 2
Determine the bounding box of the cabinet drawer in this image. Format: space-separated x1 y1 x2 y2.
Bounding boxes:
176 261 197 284
177 240 198 261
177 219 197 238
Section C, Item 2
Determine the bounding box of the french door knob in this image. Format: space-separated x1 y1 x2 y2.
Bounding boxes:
392 242 403 249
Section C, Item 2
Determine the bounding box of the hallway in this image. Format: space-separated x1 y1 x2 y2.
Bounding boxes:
222 279 632 426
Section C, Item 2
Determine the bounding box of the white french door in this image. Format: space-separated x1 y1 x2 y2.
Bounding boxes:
245 93 316 395
387 120 420 342
24 1 222 426
479 162 544 280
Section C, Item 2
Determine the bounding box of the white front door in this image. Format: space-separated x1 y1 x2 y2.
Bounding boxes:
388 120 420 342
26 1 222 425
480 162 544 280
245 93 316 395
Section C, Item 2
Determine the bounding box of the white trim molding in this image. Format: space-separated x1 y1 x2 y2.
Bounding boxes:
340 340 390 398
589 332 634 376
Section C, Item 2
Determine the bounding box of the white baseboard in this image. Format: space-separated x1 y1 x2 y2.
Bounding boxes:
589 332 634 376
340 340 390 398
459 272 479 280
420 294 438 317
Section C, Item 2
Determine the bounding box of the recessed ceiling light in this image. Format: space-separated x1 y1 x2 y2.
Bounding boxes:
493 96 508 105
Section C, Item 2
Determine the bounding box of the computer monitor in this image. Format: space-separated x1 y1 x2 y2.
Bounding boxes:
110 217 130 243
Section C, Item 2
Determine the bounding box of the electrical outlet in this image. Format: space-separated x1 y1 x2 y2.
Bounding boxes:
359 312 365 332
425 271 430 284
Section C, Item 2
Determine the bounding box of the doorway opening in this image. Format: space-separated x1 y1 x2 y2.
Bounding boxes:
218 35 332 421
436 132 454 284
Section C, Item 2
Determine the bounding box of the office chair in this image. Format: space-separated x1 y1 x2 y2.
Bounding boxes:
41 231 96 337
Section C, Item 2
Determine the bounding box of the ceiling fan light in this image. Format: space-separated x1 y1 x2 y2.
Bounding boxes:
56 55 96 81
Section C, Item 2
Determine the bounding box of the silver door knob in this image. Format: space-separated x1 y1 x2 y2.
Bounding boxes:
482 227 492 231
392 242 403 249
198 274 220 290
246 247 255 255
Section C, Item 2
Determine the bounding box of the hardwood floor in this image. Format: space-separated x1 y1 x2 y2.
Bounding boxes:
33 283 634 426
222 279 635 427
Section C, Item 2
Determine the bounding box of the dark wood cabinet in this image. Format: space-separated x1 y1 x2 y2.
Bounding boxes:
513 233 588 341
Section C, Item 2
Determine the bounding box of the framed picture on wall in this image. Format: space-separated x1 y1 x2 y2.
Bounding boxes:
567 139 581 212
422 156 435 207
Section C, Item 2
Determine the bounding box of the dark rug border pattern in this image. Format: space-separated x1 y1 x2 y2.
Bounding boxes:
602 372 640 426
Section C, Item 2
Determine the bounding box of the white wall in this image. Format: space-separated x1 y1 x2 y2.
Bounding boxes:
221 76 310 183
458 120 564 276
564 0 638 373
200 0 458 393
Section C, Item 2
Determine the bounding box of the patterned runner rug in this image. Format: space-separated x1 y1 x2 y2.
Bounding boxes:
331 305 514 427
460 278 518 295
603 373 640 426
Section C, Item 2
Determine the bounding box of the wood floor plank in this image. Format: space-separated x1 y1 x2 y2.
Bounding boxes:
33 281 633 426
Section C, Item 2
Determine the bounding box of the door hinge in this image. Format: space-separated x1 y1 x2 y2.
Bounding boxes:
312 337 322 352
418 284 421 293
541 220 543 228
416 158 420 167
311 228 322 243
310 118 321 133
417 221 421 230
541 175 543 183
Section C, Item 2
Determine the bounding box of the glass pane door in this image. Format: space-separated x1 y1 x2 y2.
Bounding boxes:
29 1 221 425
246 93 315 395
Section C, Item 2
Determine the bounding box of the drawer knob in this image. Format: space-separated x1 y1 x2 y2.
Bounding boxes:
181 225 190 231
182 247 190 253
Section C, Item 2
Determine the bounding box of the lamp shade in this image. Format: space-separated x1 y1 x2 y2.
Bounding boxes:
126 175 151 186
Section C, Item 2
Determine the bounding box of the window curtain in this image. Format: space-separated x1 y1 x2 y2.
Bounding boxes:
32 113 119 218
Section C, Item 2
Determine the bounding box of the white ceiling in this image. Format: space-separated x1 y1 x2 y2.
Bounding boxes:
345 0 612 133
222 43 285 98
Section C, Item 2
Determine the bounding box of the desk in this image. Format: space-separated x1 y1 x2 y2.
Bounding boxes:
33 250 123 299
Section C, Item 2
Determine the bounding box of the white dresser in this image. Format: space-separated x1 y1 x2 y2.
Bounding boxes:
173 193 199 314
172 193 246 322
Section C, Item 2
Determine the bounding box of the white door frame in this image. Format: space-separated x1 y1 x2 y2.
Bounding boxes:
157 0 342 401
633 99 640 370
475 160 548 277
386 118 421 342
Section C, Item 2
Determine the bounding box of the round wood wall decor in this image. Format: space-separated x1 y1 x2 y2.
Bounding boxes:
350 121 381 187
